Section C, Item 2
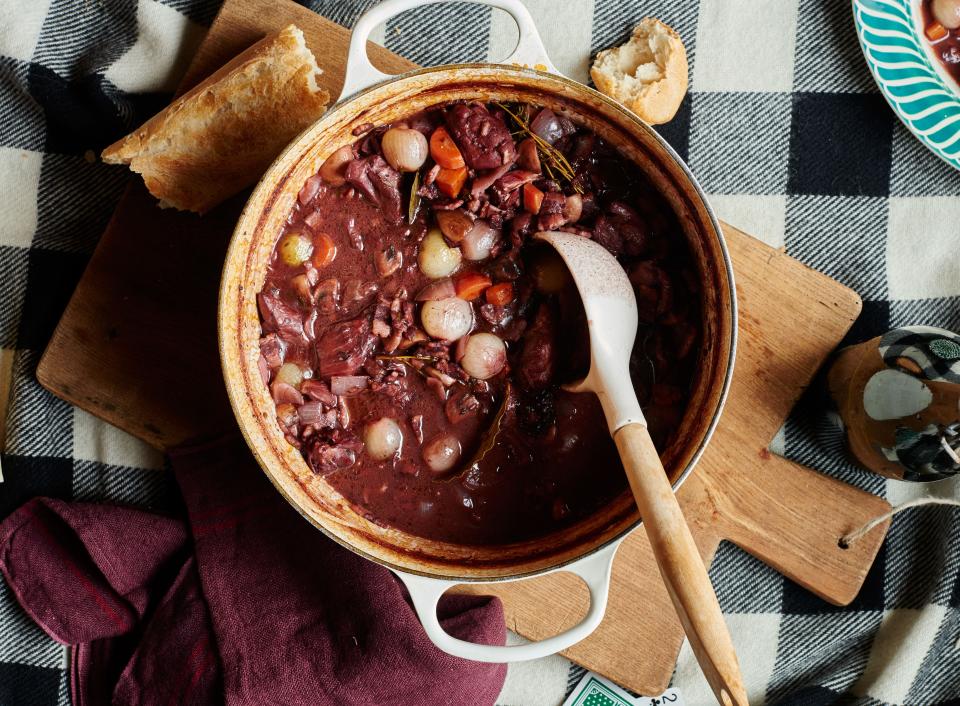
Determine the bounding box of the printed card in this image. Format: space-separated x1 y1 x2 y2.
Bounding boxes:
562 671 686 706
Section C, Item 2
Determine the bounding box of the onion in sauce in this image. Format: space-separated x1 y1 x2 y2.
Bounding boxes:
381 127 429 172
330 375 369 396
420 297 474 341
460 333 507 380
275 362 305 388
319 145 354 186
297 401 326 426
461 220 498 261
422 433 462 472
418 229 462 278
364 417 404 460
530 108 574 145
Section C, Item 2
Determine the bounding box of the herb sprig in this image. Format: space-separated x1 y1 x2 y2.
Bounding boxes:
408 169 422 224
375 354 436 363
494 102 583 193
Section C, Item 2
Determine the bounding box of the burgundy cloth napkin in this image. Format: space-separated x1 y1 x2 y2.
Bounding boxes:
0 436 507 705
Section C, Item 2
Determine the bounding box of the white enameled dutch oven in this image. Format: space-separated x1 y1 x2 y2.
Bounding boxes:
220 0 737 663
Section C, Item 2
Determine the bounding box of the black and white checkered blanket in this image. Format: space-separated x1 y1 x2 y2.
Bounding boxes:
1 1 959 704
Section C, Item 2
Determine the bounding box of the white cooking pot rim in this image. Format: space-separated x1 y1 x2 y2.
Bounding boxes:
220 59 737 581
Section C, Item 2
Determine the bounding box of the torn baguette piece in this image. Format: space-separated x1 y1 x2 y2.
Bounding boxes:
590 18 688 126
102 24 330 214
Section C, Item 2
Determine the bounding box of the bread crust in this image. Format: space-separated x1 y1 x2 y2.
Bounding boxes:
590 17 688 126
102 24 330 214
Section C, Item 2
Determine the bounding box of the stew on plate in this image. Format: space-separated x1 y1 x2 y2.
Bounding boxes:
922 0 960 84
256 100 701 545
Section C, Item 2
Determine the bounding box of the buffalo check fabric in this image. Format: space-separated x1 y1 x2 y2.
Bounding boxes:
0 0 959 704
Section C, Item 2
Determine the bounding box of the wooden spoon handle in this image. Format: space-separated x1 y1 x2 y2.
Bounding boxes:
614 422 748 706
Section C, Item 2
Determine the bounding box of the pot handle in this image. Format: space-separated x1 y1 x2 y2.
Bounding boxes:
393 538 621 662
340 0 560 101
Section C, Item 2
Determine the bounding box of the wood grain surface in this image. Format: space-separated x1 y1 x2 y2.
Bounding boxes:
614 422 748 706
37 0 891 694
458 230 890 691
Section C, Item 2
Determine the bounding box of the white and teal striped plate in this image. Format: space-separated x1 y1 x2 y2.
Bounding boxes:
854 0 960 170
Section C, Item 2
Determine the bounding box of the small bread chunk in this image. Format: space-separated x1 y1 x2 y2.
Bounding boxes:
102 25 330 214
590 18 688 126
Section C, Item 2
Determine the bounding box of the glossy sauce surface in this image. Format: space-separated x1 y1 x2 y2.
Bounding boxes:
257 102 700 545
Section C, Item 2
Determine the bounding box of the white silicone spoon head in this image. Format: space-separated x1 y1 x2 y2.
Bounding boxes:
533 230 646 433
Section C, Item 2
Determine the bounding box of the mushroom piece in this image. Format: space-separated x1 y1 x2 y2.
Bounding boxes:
375 244 403 277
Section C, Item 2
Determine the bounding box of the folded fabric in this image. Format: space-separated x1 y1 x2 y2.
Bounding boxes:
0 436 506 705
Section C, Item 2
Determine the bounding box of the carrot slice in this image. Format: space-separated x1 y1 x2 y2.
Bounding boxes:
435 166 468 198
485 282 514 306
927 22 948 41
430 127 465 169
523 183 544 214
312 233 337 268
454 271 493 301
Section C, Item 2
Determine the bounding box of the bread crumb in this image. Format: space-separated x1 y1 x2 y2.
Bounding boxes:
590 17 688 125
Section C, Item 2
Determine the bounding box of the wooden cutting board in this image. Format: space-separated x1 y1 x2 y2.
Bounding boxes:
37 0 891 695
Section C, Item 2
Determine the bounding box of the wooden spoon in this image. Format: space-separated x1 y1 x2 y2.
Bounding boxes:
535 230 748 706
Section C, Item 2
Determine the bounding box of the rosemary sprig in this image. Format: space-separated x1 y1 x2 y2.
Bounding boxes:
542 159 557 182
408 169 422 224
376 354 435 362
493 102 583 193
